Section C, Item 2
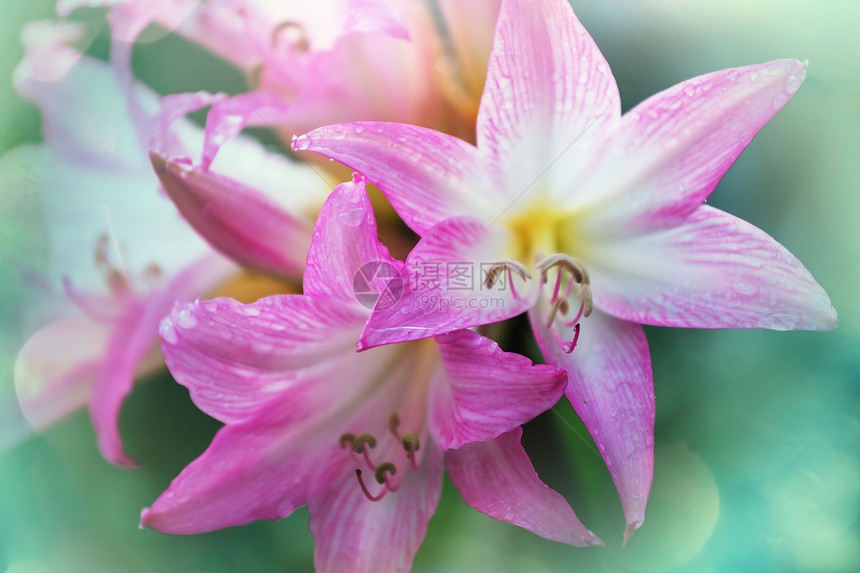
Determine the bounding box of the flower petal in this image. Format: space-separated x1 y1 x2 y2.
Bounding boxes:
160 295 366 426
303 173 397 307
14 319 108 433
529 307 654 543
91 253 235 466
293 122 493 235
477 0 620 199
573 59 808 234
587 206 837 330
309 439 444 573
358 217 536 349
150 151 314 280
429 329 566 449
445 427 601 547
141 415 331 534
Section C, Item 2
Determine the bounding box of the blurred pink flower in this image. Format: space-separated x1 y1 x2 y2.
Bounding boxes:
293 0 837 542
6 0 505 465
142 174 599 571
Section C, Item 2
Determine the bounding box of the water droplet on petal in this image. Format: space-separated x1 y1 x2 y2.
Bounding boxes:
160 320 178 344
772 94 788 110
785 74 802 95
176 309 198 328
734 282 759 297
337 208 363 227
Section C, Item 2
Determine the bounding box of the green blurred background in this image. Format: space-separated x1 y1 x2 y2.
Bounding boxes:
1 1 858 571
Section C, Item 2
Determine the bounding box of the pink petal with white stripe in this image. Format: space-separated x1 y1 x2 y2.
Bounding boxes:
359 217 536 349
477 0 620 198
293 122 492 235
529 307 654 544
430 329 566 449
446 428 601 546
160 295 366 426
141 414 340 534
573 59 808 234
586 206 837 330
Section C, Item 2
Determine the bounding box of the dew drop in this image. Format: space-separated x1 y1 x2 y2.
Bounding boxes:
160 320 178 344
734 282 759 297
761 312 799 331
772 94 788 110
176 309 198 328
337 208 363 227
785 74 802 95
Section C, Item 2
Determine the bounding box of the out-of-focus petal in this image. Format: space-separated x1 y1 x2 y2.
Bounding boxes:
529 307 654 543
429 329 565 449
160 295 366 426
358 217 536 349
446 427 601 547
477 0 620 199
572 59 808 234
309 440 444 573
91 253 235 466
14 319 108 432
14 21 152 175
150 151 314 280
436 0 500 106
293 122 493 235
586 206 837 331
303 174 397 306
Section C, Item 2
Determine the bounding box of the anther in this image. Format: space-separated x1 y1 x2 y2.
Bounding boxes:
484 261 532 290
401 433 420 453
388 413 400 436
402 433 420 470
339 433 355 449
534 254 590 286
374 462 397 485
351 433 377 454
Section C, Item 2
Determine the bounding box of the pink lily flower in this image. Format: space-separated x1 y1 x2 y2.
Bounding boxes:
6 20 323 465
142 174 600 571
292 0 838 542
63 0 478 170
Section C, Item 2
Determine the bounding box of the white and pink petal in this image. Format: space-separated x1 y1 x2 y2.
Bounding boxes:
586 206 837 331
293 122 493 235
572 59 808 234
529 307 655 543
358 217 536 349
477 0 620 199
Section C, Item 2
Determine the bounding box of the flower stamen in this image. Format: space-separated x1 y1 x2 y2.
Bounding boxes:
355 469 387 502
401 433 420 470
483 261 532 296
536 254 593 352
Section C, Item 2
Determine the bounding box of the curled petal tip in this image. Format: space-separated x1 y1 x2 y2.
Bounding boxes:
622 520 641 548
